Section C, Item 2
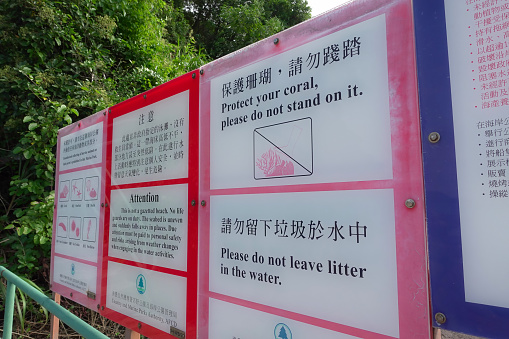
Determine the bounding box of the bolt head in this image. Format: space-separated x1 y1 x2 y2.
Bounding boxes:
274 38 279 45
428 132 440 143
200 69 204 75
405 199 416 209
143 94 147 99
192 73 196 79
191 200 196 206
201 200 206 206
435 312 446 324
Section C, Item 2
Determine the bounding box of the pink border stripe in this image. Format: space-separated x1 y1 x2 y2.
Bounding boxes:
210 179 394 196
209 292 398 339
105 257 188 278
52 253 97 266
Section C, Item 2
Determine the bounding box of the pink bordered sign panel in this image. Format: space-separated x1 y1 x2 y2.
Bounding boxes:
100 71 200 339
50 109 108 311
198 1 430 338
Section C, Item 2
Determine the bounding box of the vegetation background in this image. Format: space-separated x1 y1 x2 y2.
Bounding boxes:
0 0 310 336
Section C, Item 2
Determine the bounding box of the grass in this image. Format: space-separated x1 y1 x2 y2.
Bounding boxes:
0 280 132 338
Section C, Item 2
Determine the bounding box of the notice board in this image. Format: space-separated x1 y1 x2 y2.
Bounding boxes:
416 0 509 337
100 71 199 339
50 73 199 337
198 1 430 338
50 109 108 310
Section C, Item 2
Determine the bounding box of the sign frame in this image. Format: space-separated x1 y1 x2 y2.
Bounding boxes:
100 71 200 339
198 0 431 338
50 109 108 310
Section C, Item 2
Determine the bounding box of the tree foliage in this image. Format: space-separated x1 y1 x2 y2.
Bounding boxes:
181 0 311 59
0 0 208 278
0 0 310 280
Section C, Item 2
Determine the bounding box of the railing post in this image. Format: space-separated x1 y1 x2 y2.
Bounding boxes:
124 327 141 339
3 281 16 339
50 292 61 339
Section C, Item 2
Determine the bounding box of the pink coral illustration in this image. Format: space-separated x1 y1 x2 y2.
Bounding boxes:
70 219 80 238
256 148 295 176
87 219 91 239
72 183 82 198
59 185 69 199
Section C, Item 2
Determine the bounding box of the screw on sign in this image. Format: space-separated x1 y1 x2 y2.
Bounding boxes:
428 131 440 143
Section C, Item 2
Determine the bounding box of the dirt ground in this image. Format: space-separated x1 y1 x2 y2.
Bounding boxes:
439 329 484 339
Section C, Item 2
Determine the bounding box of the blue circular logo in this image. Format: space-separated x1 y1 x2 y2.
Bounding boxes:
136 274 146 294
274 323 292 339
71 263 76 276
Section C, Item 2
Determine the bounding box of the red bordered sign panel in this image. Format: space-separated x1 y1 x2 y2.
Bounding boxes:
101 71 200 339
198 1 430 338
51 109 108 310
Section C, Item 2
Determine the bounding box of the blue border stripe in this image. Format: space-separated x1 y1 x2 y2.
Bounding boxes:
414 0 509 337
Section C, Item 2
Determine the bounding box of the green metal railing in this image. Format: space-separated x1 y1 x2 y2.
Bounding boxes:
1 265 109 339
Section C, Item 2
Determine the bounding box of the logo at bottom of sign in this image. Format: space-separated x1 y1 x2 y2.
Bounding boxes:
274 323 292 339
136 274 146 294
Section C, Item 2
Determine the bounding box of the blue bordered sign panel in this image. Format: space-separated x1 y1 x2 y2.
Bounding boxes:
415 0 509 337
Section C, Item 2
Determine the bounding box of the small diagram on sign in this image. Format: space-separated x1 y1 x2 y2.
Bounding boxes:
59 181 70 201
57 216 68 238
254 117 313 179
82 217 97 242
71 178 83 201
69 217 81 240
84 176 99 201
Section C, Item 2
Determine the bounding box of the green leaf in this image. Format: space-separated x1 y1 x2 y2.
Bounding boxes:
23 116 33 123
28 122 38 130
23 150 32 159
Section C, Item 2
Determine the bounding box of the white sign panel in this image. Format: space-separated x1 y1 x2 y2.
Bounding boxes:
210 15 392 189
111 91 189 185
54 167 101 262
209 298 361 339
106 261 187 333
209 189 399 337
59 122 103 171
52 256 97 294
109 184 188 271
445 0 509 308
